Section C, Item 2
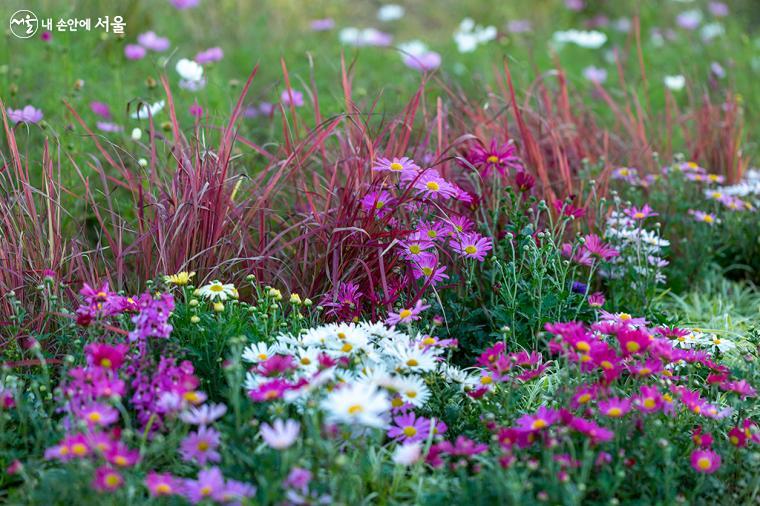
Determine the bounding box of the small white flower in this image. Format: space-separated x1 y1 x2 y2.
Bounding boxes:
377 4 404 22
395 375 431 407
131 127 142 140
242 342 276 363
260 418 300 450
321 382 390 428
664 75 686 91
393 442 422 465
552 29 607 49
176 58 204 82
197 280 237 301
130 100 165 120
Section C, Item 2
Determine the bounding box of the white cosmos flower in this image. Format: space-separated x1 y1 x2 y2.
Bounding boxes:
130 100 165 120
197 280 237 301
242 342 276 363
321 382 390 428
377 4 404 21
552 29 607 49
260 419 300 450
393 442 422 465
664 75 686 91
395 375 431 407
398 40 428 57
176 58 204 82
453 18 497 53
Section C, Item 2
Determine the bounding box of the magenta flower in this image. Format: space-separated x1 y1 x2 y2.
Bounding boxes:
372 156 420 175
219 480 257 503
398 233 435 259
452 232 493 261
403 51 441 72
598 397 631 418
634 385 663 413
7 105 43 124
80 403 119 427
361 190 395 217
183 467 225 504
413 172 457 200
85 343 129 370
387 412 432 442
688 209 718 225
137 31 170 52
260 419 300 450
709 2 729 17
44 433 90 461
195 47 224 64
189 101 203 118
248 378 292 402
180 403 227 426
41 31 52 42
588 292 605 307
281 89 304 107
90 101 112 119
419 221 447 242
624 204 657 221
180 426 221 465
411 253 449 286
310 18 335 31
92 466 123 492
97 122 123 133
145 472 180 497
438 435 488 456
583 234 619 261
124 44 147 60
386 299 430 326
516 406 561 431
690 449 721 473
554 199 586 218
284 467 312 492
170 0 199 9
568 417 614 443
105 442 140 468
469 139 523 177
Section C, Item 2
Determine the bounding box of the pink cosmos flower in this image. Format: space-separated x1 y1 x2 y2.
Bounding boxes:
189 101 203 118
413 172 457 200
583 66 607 83
387 412 432 443
97 122 123 133
44 433 91 461
92 466 123 492
137 31 170 52
180 426 221 465
624 204 657 220
90 101 111 119
516 406 561 431
170 0 199 9
7 105 43 124
310 18 335 31
260 419 300 450
451 232 493 261
281 89 304 107
145 472 180 497
403 51 441 72
598 397 632 418
180 403 227 426
124 44 147 60
372 156 420 175
386 300 430 326
195 47 224 64
690 449 721 473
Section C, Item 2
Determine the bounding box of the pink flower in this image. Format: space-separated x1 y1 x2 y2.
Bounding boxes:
281 89 304 107
568 417 614 443
624 204 657 221
387 412 432 443
403 51 441 72
183 467 226 504
260 419 300 450
105 442 140 467
516 406 561 431
469 139 523 178
361 190 395 217
85 343 129 370
386 300 430 326
410 254 449 286
310 18 335 31
690 449 721 473
588 292 605 307
80 403 119 427
372 156 420 175
195 47 224 64
554 199 586 218
145 472 180 497
189 101 203 118
451 232 493 261
92 466 124 492
170 0 199 9
413 172 457 200
124 44 147 60
96 122 123 133
597 397 631 418
633 385 663 413
137 31 170 52
180 426 221 465
399 233 435 260
7 105 43 124
583 234 619 261
248 378 292 402
90 101 112 119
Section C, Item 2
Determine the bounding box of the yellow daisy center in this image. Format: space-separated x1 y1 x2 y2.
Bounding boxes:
697 457 711 470
348 404 364 415
105 474 121 488
607 407 622 417
531 419 547 430
399 309 412 320
426 181 440 191
155 483 172 495
403 426 418 437
626 342 641 353
464 245 477 255
406 359 419 367
210 285 224 292
390 162 403 171
486 155 500 164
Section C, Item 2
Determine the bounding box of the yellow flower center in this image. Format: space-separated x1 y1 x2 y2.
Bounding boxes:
704 215 714 223
390 162 403 171
376 200 385 209
348 404 364 415
87 412 102 423
399 309 412 320
600 360 614 370
427 230 437 238
626 342 641 353
426 181 440 191
576 341 590 352
403 426 418 437
105 474 121 487
300 357 311 365
197 441 209 451
258 353 268 360
486 155 500 164
643 398 656 409
409 245 421 255
619 313 632 321
422 267 433 276
639 368 652 375
730 436 739 445
406 390 417 398
100 358 112 368
341 343 353 353
406 359 419 367
464 245 477 255
155 483 172 495
71 443 87 456
619 169 629 176
200 485 213 496
634 212 645 219
531 419 547 430
580 354 592 363
422 337 436 345
480 375 493 385
391 397 404 408
578 393 591 404
697 457 711 470
210 285 224 292
115 455 128 466
607 407 622 417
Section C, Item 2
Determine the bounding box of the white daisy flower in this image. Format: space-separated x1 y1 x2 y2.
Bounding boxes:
197 280 237 301
242 342 276 363
395 375 431 407
321 382 390 428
